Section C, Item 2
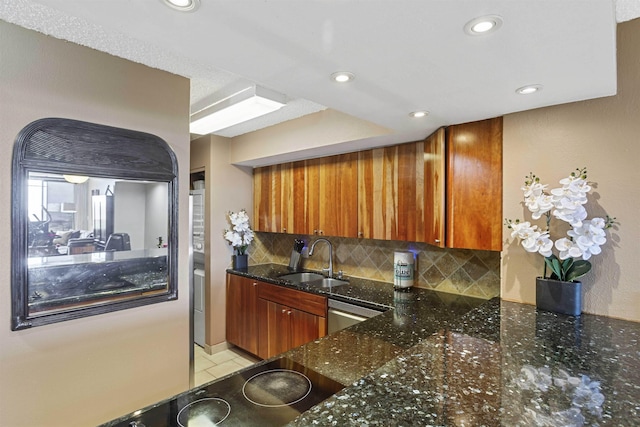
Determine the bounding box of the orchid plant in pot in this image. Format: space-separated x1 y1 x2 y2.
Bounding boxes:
505 168 616 315
223 209 254 270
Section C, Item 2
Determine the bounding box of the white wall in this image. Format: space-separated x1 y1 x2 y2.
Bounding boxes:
114 181 146 250
145 182 169 249
0 21 191 426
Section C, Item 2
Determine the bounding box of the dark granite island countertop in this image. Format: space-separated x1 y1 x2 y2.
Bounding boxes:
105 266 638 426
227 264 639 425
287 298 640 426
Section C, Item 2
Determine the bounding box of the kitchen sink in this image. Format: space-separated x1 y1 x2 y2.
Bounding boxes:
279 272 325 284
306 278 349 288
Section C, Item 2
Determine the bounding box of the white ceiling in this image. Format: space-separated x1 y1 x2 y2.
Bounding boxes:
2 0 639 154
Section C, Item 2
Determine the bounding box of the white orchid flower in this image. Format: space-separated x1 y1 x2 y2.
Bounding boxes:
224 210 254 254
525 194 554 219
521 233 541 253
555 238 583 259
509 221 538 240
522 182 547 199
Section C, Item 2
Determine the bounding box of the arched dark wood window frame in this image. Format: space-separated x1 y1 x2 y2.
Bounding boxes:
11 118 179 330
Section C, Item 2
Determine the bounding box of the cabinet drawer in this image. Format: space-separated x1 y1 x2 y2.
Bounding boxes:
257 282 327 317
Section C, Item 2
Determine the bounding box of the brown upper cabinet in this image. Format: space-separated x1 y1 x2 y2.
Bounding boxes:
357 127 446 245
253 162 296 234
358 140 427 241
424 127 446 247
446 117 503 251
255 154 358 238
316 153 358 238
253 117 502 251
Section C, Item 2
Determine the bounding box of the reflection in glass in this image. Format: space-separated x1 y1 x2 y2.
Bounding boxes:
26 172 169 316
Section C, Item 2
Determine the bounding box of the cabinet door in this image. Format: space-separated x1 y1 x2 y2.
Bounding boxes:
257 281 328 359
424 128 446 247
290 161 306 234
303 158 320 235
253 165 273 232
253 164 294 233
446 117 503 251
357 142 424 241
318 153 358 237
258 299 292 359
258 300 326 359
290 308 326 349
226 274 259 355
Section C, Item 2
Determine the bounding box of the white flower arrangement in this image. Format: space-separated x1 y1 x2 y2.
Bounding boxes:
512 364 605 426
223 210 254 255
505 168 616 282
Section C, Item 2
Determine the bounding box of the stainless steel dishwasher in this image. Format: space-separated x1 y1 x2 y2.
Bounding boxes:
328 299 385 334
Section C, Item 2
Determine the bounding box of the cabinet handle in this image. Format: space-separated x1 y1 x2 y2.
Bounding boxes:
283 228 287 233
434 239 441 243
358 231 363 237
282 309 287 314
252 282 257 287
287 310 292 316
313 229 318 235
319 230 324 235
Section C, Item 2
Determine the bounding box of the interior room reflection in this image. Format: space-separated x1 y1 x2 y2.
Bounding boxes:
27 172 168 258
26 172 170 317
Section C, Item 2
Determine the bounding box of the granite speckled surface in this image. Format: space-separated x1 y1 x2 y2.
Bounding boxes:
286 298 640 426
230 265 639 426
227 263 486 313
28 253 167 312
106 265 638 426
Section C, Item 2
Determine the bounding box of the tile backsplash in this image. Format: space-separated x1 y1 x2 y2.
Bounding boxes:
249 232 500 299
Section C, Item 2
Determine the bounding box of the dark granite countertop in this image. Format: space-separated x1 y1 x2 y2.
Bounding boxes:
229 265 640 426
28 254 168 312
227 263 485 312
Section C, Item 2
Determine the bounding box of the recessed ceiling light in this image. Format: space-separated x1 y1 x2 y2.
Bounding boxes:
516 84 543 95
409 111 429 118
161 0 200 12
331 71 355 83
464 15 503 35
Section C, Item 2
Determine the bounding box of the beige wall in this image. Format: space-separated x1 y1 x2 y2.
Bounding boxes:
191 135 253 347
230 108 391 166
0 22 192 426
501 18 640 321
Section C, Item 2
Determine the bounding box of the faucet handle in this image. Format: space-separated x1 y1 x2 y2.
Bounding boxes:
337 270 344 279
321 267 330 277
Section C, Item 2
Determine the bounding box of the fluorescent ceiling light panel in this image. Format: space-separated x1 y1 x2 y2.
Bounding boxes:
190 86 286 135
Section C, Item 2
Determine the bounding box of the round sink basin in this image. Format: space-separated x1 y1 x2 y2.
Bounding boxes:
279 272 325 284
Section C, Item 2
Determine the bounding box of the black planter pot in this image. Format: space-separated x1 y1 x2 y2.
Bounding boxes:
232 254 248 270
536 277 582 316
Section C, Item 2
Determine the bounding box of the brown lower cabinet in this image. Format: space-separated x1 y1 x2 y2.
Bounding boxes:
226 273 327 359
225 274 259 355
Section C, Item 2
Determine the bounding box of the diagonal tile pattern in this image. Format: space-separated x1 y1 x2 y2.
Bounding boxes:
249 232 501 299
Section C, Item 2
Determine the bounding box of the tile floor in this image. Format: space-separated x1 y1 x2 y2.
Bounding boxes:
193 344 261 388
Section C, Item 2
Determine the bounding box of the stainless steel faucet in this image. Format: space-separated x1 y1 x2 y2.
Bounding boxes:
308 238 333 278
